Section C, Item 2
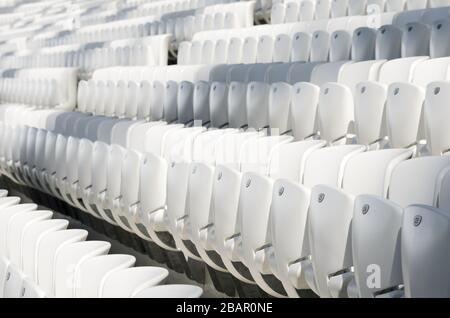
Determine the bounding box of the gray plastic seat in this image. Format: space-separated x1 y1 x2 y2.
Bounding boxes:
352 27 377 61
430 19 450 58
402 205 450 298
402 22 431 57
376 25 402 60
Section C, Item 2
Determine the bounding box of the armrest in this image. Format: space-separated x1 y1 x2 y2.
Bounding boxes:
224 234 242 262
254 244 275 275
327 270 354 298
198 224 215 250
288 258 314 290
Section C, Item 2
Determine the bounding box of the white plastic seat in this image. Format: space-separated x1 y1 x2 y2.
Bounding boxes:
209 82 229 128
291 32 312 62
331 0 349 17
53 241 111 297
317 83 354 145
386 0 405 12
385 83 425 149
285 2 299 23
315 0 331 20
308 149 412 298
310 31 330 63
289 82 320 141
299 0 315 21
271 3 286 24
21 219 69 298
246 82 271 130
242 37 258 64
378 56 429 85
227 38 243 64
213 39 228 64
273 34 291 63
73 254 136 298
423 82 450 155
411 57 450 87
36 229 88 296
353 82 388 148
330 30 352 62
101 267 169 298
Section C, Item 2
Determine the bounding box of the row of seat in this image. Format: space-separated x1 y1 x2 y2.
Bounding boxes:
1 76 450 297
271 0 450 24
28 0 243 50
0 34 172 73
178 19 450 65
0 68 78 110
0 192 203 298
0 78 61 108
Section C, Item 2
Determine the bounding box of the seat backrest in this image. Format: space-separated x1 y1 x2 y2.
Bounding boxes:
137 81 152 120
401 22 431 57
331 0 349 17
310 30 330 62
342 149 413 197
423 81 450 155
73 254 136 298
411 57 450 88
240 135 293 175
285 1 299 23
385 82 425 149
193 81 210 125
102 267 169 298
291 32 312 62
213 39 228 64
376 25 402 60
329 30 352 62
430 19 450 58
402 205 450 298
299 0 315 21
36 229 88 296
315 0 331 20
177 81 194 124
227 37 243 64
268 82 291 135
406 0 428 9
271 3 286 24
237 172 274 270
290 82 320 141
317 82 354 145
273 34 291 63
303 145 366 188
139 152 167 217
7 210 53 268
352 195 404 298
349 0 367 15
54 241 111 297
22 219 68 281
246 82 271 130
269 140 326 182
354 81 387 146
242 37 258 64
389 156 450 207
352 27 377 61
386 0 405 11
